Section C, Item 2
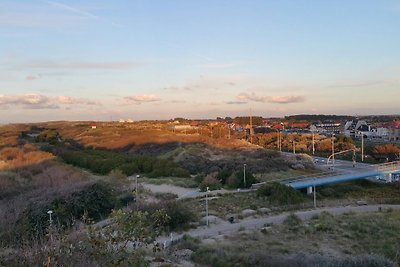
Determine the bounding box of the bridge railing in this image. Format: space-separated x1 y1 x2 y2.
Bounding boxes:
376 161 400 172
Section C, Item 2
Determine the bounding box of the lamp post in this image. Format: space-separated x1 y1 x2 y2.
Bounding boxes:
331 134 335 168
47 210 53 243
293 140 296 154
273 128 282 152
279 122 285 152
47 210 53 225
205 186 209 226
135 174 140 211
243 164 247 188
313 179 316 209
312 131 315 155
360 132 364 162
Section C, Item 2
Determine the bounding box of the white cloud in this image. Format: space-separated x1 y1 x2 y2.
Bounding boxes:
124 95 161 103
237 92 305 104
23 60 140 70
25 74 41 80
0 93 101 109
54 96 100 105
45 0 98 19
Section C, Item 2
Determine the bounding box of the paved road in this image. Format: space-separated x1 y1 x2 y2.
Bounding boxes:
157 204 400 245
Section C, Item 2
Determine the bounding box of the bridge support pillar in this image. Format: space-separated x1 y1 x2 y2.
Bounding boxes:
307 186 313 195
388 173 393 183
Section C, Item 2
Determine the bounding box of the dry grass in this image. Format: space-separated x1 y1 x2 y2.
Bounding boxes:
44 121 255 150
188 211 400 266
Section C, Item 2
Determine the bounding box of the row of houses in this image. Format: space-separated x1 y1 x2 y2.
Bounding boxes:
344 120 400 141
163 118 400 142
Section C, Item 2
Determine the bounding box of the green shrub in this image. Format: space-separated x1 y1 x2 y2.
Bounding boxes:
200 173 222 191
174 234 201 251
17 182 117 239
257 182 304 205
283 214 302 230
61 149 190 178
217 170 232 184
117 162 139 176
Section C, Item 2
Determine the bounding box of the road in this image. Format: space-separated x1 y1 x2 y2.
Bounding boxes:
157 204 400 245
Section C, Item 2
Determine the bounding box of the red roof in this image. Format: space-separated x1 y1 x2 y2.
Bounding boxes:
291 122 310 129
392 121 400 129
272 124 284 130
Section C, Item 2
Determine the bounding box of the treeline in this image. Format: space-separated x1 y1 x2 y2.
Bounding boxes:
61 149 190 178
285 114 354 122
233 116 264 126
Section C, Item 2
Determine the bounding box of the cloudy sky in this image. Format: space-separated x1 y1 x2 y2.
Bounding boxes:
1 0 400 122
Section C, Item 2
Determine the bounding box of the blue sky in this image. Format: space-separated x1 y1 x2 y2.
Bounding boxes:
1 0 399 122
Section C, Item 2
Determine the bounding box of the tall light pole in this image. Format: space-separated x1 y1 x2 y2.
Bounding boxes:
47 210 53 225
280 123 284 152
331 134 335 168
243 164 247 188
47 210 53 243
136 174 139 211
293 140 296 154
274 129 280 151
361 132 364 162
312 131 315 155
205 187 209 226
313 179 316 209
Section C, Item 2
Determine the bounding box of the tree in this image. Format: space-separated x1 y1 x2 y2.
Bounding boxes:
372 144 400 161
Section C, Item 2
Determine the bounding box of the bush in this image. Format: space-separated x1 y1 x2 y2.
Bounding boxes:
257 182 304 205
174 234 201 251
217 170 232 184
16 182 117 240
200 173 222 191
140 201 197 231
118 162 139 176
61 149 190 178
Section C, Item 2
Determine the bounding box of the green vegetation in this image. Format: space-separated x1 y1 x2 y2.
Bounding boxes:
257 182 305 205
3 181 117 245
1 209 170 266
61 149 190 178
141 201 197 231
185 211 400 266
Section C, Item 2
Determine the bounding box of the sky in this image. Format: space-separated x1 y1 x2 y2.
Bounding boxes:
1 0 400 122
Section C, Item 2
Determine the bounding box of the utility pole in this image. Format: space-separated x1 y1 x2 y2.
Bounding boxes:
361 133 364 162
249 110 253 144
312 131 315 155
205 187 209 226
243 163 247 188
332 134 335 167
313 180 316 209
228 126 231 139
293 140 296 154
135 175 139 211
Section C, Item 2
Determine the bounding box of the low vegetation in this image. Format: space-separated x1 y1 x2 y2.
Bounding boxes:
257 182 305 205
61 149 190 178
178 211 400 266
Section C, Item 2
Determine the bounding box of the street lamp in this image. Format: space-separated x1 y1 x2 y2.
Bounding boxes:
331 134 335 168
312 130 315 155
47 210 54 242
358 131 364 162
243 164 247 188
293 140 296 154
313 179 317 209
205 186 210 226
136 174 140 211
47 210 53 225
273 128 280 151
